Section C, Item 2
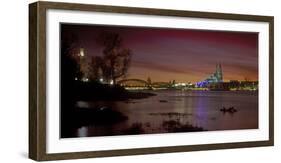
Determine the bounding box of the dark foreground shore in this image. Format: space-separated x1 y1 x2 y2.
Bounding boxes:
61 106 205 138
61 81 157 137
60 82 206 138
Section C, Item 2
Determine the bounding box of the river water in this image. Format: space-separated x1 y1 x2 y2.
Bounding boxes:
73 90 258 137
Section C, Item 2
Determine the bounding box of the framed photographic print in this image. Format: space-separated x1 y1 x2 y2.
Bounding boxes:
29 1 274 161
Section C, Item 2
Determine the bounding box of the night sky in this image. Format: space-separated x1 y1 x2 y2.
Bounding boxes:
61 24 258 83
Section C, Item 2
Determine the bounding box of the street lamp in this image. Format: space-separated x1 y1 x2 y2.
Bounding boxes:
99 78 104 83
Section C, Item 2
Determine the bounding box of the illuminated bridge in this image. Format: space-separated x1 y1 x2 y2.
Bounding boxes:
117 79 171 89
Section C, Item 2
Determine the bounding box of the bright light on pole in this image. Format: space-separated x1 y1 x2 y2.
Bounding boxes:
79 48 84 57
110 80 114 85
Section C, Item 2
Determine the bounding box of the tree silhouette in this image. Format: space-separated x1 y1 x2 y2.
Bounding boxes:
96 32 132 84
61 34 82 83
89 56 103 81
60 33 82 122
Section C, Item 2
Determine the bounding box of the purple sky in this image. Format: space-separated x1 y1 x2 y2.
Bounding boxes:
61 24 258 83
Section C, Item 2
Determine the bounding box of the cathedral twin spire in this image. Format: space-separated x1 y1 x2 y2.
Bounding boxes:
215 63 223 82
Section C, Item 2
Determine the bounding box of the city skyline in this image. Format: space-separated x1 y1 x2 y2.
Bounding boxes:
61 24 258 83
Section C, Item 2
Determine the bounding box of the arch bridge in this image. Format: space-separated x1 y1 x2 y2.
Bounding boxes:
117 79 171 89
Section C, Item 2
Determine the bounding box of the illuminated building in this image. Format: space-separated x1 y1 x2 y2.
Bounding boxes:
196 64 223 87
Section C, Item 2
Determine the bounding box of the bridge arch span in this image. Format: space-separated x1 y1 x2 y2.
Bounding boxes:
117 79 149 87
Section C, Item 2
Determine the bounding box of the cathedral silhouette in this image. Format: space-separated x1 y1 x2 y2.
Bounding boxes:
196 64 223 87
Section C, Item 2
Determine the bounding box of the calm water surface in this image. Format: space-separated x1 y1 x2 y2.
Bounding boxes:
74 90 258 137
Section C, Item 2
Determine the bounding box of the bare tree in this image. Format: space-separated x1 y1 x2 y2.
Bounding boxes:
89 56 103 81
96 32 132 84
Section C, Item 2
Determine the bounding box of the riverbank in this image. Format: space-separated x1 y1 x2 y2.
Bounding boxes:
61 81 157 138
68 81 156 101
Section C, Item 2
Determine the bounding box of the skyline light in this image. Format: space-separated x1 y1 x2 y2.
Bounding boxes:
61 24 258 83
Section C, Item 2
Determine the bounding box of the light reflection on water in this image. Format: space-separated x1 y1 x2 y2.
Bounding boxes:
77 127 88 137
75 90 258 137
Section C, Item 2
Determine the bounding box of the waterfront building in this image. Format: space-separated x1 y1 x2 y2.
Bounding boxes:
196 63 223 87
